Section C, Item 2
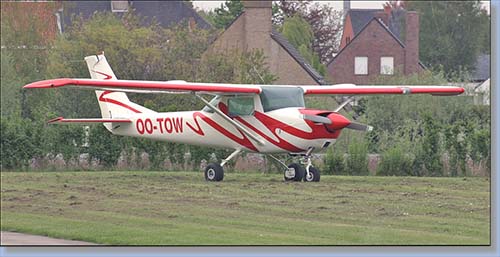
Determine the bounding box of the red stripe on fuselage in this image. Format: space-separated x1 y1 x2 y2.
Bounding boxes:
236 109 341 152
186 112 258 152
98 91 142 114
186 108 341 153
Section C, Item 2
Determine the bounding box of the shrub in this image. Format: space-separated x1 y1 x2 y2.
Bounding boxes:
324 147 345 175
377 145 414 176
345 139 369 175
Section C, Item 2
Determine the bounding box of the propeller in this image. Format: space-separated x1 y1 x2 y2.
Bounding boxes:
303 112 373 132
346 122 373 132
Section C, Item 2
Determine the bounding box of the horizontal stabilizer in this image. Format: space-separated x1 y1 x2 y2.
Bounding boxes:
48 117 132 125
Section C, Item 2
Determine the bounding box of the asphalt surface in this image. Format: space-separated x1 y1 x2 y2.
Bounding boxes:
1 231 96 246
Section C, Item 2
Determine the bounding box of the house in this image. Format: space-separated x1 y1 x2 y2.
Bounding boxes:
57 1 211 33
328 2 424 85
205 1 324 85
470 54 490 105
471 54 490 83
473 78 490 105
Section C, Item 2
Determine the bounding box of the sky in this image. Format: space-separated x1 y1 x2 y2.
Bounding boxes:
193 1 386 11
192 1 491 13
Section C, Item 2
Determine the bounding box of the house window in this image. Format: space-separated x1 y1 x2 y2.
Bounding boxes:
111 1 129 12
346 36 351 45
354 56 368 75
380 57 394 75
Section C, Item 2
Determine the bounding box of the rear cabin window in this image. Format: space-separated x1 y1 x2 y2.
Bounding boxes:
260 86 305 112
228 97 254 116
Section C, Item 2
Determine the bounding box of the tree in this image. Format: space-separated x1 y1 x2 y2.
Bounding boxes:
206 0 244 29
280 15 326 76
273 0 343 64
0 52 22 117
1 1 60 120
406 1 490 76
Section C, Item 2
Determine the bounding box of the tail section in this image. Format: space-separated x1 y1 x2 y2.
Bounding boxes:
84 54 154 131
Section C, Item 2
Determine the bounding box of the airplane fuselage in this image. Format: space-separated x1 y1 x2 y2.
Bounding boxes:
111 107 340 154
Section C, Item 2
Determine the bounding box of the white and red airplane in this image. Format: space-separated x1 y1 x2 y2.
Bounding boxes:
24 54 464 182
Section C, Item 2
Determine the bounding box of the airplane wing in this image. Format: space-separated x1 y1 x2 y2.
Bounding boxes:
24 78 262 95
25 79 464 96
301 84 465 96
48 117 132 125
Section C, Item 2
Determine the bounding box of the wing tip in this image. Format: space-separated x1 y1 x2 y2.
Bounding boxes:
24 78 72 89
47 116 64 124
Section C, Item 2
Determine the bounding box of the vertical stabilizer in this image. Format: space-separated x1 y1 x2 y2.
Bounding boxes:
84 53 154 131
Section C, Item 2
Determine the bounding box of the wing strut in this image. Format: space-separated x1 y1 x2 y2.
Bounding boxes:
334 96 356 113
194 94 265 146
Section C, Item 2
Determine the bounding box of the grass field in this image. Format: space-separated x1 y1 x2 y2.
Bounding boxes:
0 171 490 245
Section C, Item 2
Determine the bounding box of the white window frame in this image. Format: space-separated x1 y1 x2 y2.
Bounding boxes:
380 56 394 75
354 56 368 75
111 1 129 13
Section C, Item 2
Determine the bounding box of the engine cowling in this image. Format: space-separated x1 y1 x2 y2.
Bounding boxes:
325 112 351 131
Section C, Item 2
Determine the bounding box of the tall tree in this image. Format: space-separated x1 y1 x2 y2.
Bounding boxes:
273 0 343 64
406 1 490 76
206 0 244 29
280 15 326 76
1 1 60 119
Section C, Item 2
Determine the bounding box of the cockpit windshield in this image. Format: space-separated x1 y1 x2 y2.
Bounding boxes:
259 86 305 112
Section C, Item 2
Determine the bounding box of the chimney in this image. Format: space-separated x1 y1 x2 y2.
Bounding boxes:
343 0 351 15
242 1 272 52
404 11 419 75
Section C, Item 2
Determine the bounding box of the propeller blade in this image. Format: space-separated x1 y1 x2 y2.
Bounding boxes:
302 114 332 124
347 122 373 132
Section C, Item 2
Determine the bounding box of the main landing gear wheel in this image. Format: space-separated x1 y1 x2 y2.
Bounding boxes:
304 166 320 182
284 163 305 182
205 163 224 182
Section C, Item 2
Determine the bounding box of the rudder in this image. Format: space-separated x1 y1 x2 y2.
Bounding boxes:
84 53 154 131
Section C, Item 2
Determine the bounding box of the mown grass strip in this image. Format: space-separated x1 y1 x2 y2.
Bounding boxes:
0 171 490 245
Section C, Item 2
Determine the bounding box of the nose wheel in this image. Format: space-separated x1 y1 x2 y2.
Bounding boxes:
270 147 321 182
303 166 320 182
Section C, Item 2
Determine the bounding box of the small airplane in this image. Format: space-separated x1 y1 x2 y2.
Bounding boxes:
24 53 464 182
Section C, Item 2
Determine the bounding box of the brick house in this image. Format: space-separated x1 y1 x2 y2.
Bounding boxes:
57 1 211 33
328 5 424 85
205 1 324 85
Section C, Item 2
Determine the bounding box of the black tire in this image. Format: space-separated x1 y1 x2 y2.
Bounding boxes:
205 163 224 181
284 163 305 182
303 166 320 182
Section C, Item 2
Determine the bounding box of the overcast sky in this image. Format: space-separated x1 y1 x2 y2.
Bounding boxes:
193 1 385 11
192 1 490 13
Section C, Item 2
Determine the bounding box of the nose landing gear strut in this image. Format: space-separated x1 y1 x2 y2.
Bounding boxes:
270 147 321 182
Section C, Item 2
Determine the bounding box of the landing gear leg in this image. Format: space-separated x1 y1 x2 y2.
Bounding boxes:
302 148 320 182
205 149 241 182
268 155 304 181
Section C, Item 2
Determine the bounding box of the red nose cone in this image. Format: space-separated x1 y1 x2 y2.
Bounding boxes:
327 113 351 130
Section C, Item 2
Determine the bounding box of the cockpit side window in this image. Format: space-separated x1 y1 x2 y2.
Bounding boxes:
228 96 254 116
260 86 305 112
